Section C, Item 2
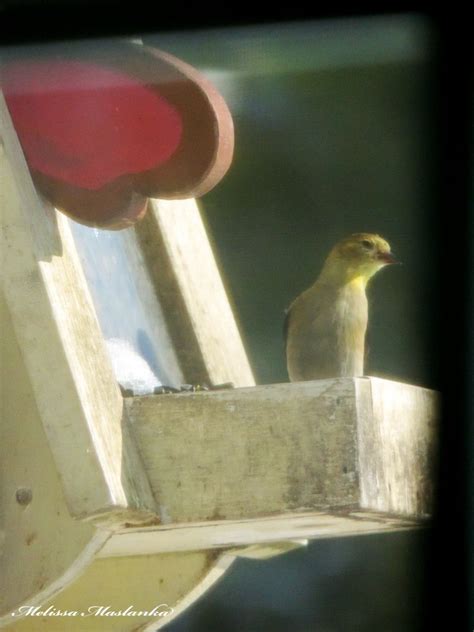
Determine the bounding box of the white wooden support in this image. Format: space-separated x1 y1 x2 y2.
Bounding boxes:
0 91 156 526
135 198 255 387
0 291 106 626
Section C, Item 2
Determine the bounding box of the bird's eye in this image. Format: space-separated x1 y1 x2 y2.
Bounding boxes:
360 239 373 249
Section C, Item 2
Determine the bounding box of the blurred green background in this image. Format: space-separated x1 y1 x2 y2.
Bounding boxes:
147 14 437 632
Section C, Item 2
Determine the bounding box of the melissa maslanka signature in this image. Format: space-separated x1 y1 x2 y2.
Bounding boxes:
11 604 174 618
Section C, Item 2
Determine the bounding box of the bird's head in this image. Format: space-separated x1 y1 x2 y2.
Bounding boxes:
320 233 398 286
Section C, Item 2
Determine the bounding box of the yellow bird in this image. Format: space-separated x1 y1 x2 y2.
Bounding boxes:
285 233 397 381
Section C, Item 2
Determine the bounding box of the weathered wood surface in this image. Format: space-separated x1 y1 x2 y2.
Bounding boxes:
0 292 107 625
0 92 156 524
356 377 438 517
102 376 439 558
135 198 255 388
128 379 361 524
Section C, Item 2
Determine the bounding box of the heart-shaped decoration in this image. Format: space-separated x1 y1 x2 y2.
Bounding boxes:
1 42 234 228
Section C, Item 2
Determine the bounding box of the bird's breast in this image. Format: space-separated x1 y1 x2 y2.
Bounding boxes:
286 280 369 381
334 282 368 333
332 282 368 374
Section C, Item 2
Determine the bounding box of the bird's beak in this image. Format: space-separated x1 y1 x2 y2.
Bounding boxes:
377 251 399 265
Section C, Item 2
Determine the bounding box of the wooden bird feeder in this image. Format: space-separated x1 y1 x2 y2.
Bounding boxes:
0 45 439 632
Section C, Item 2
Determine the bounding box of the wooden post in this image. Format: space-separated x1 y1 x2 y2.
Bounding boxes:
0 92 156 525
135 199 255 387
